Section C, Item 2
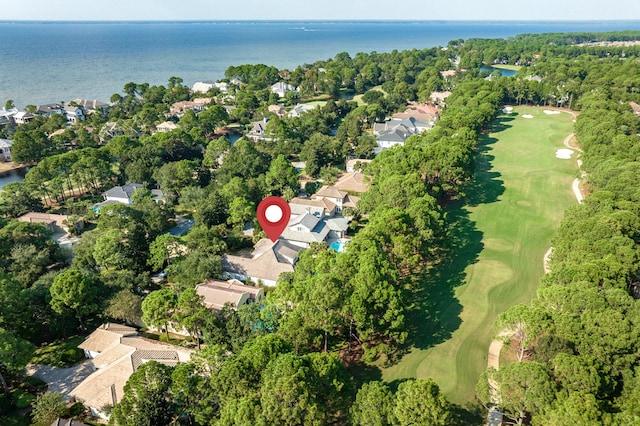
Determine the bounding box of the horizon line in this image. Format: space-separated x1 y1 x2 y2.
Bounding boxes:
2 18 640 23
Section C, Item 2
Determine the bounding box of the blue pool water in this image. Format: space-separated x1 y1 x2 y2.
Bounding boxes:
330 239 347 253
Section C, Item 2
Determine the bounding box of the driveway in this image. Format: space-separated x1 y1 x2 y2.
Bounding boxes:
24 360 94 399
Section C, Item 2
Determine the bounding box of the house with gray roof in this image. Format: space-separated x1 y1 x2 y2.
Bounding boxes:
373 116 431 152
247 117 270 141
99 183 145 206
288 103 317 118
37 103 65 116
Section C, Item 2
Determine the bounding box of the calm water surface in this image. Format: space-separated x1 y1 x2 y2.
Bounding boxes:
2 20 640 108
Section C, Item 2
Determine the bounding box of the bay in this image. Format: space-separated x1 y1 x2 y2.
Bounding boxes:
1 20 640 109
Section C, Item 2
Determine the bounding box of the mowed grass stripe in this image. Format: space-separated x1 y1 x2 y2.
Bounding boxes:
380 106 577 404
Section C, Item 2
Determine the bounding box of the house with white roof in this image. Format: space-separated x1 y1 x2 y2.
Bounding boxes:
13 111 35 125
288 103 317 118
64 105 85 123
98 183 145 207
270 82 297 98
192 81 216 93
0 108 17 126
0 138 13 162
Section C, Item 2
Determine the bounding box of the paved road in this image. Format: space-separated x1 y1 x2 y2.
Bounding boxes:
24 360 93 399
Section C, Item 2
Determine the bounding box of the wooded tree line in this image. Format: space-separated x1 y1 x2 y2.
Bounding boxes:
2 30 640 425
478 46 640 425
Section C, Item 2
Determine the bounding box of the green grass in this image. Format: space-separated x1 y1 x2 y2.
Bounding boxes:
380 106 578 405
490 64 522 71
352 85 387 106
31 335 85 367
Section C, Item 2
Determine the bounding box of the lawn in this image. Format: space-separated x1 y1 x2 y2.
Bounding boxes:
380 106 578 405
490 64 522 71
30 335 85 367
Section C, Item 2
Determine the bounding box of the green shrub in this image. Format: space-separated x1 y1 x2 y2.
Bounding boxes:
0 393 12 415
10 390 35 409
60 348 83 364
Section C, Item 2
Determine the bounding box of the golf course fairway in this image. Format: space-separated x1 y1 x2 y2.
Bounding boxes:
381 106 579 405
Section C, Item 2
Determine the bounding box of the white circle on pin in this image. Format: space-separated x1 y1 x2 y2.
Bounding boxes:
265 205 283 223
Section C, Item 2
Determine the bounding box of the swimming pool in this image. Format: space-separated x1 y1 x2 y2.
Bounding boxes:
329 239 349 253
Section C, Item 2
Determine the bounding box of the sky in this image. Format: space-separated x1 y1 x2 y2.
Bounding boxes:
1 0 639 21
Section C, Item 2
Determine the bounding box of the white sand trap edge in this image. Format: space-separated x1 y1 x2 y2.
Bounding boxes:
522 114 534 119
502 106 514 113
544 110 561 115
556 148 574 159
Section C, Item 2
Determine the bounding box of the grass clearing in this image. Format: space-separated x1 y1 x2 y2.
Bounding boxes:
30 335 85 367
380 106 577 405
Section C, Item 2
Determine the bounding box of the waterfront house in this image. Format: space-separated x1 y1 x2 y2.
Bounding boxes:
64 105 85 123
0 138 13 161
13 111 35 125
72 99 110 116
0 108 17 126
192 81 215 93
36 103 65 117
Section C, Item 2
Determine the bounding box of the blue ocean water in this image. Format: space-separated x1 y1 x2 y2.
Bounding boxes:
1 20 640 108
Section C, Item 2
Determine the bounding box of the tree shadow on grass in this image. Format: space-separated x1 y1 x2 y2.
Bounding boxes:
401 132 505 352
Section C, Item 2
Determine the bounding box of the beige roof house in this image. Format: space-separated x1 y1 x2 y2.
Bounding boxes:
223 239 302 286
156 121 178 132
77 323 137 358
195 278 265 311
289 196 337 217
17 212 71 232
71 323 192 419
332 172 370 195
346 158 372 173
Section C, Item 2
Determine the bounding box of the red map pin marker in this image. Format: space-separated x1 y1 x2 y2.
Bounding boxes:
256 196 291 242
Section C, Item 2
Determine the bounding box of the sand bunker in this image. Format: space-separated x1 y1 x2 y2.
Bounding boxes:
522 114 534 119
544 110 561 115
502 106 513 114
556 148 574 159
